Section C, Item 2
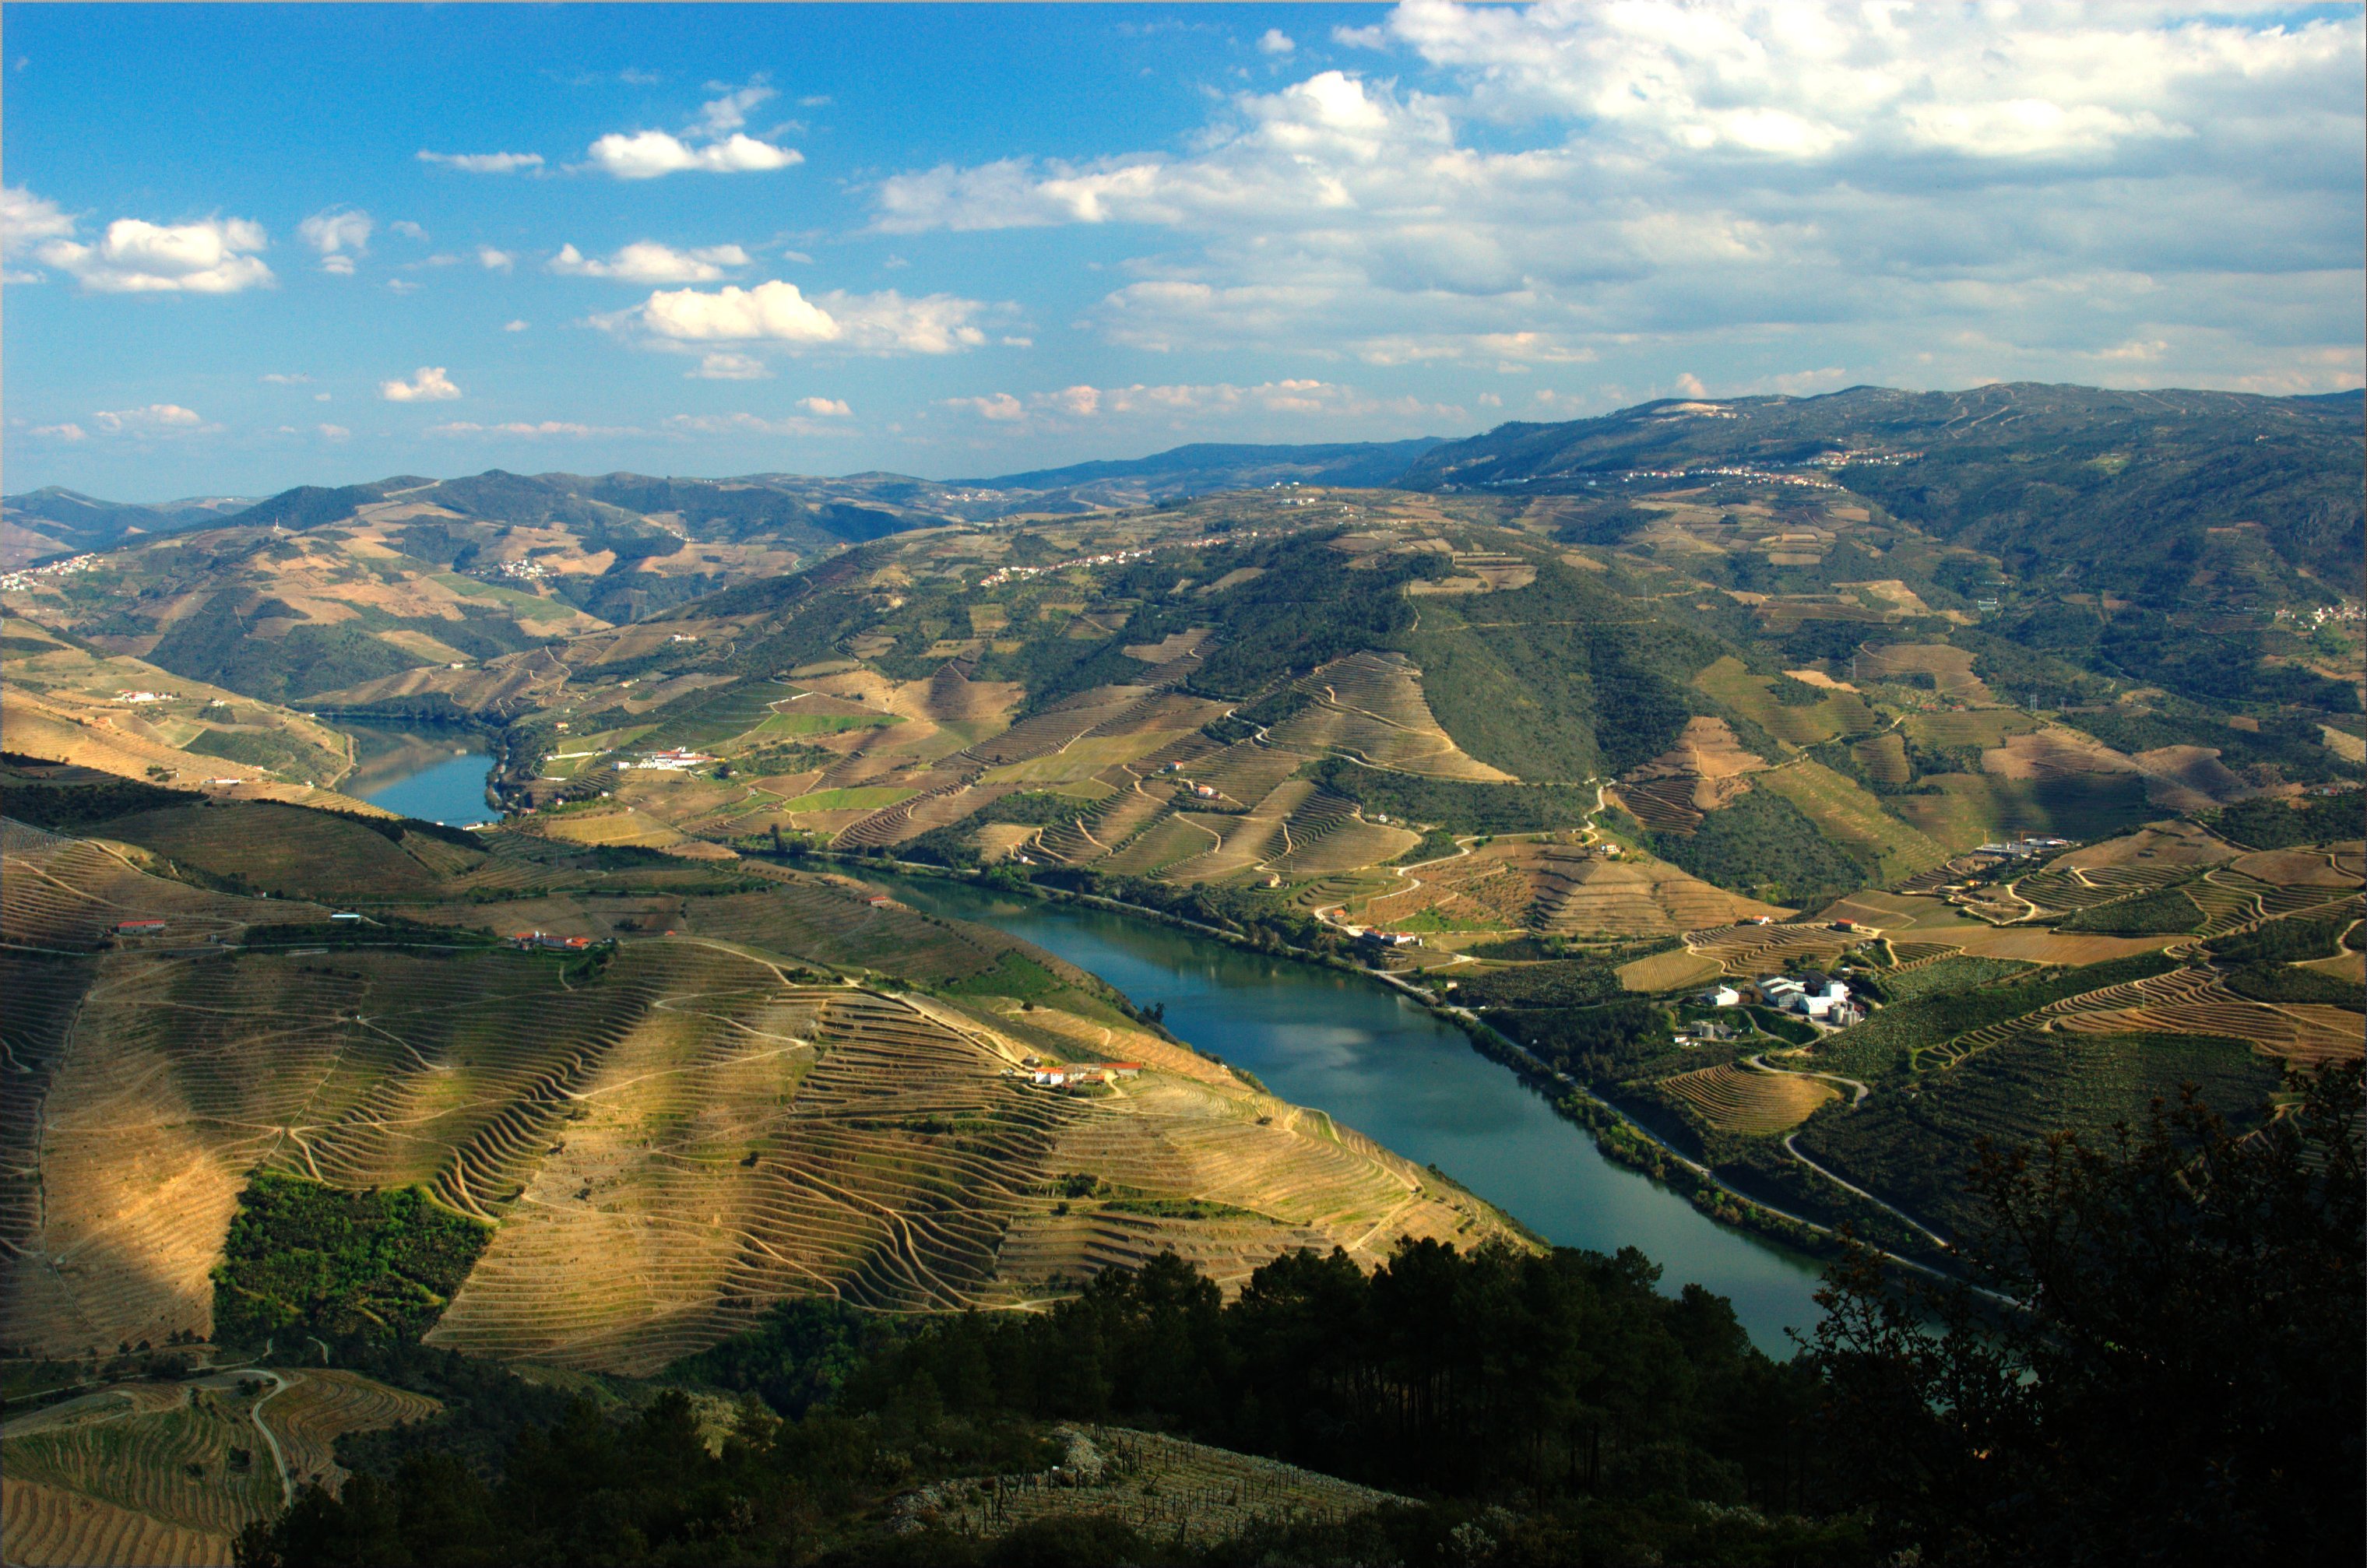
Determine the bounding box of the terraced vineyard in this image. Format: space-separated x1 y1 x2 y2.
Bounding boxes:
1660 1064 1838 1134
0 1369 437 1565
905 1424 1404 1545
1264 652 1514 781
2 804 1516 1381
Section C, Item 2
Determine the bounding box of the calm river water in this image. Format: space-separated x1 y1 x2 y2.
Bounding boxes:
874 871 1830 1355
336 722 499 826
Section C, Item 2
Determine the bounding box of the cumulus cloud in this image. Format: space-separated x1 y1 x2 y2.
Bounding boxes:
389 220 428 241
30 422 86 440
2 186 75 272
1258 29 1295 55
298 206 372 273
479 247 515 271
550 240 751 283
948 392 1027 422
867 3 2365 392
93 404 207 434
613 278 991 355
586 81 800 178
503 319 530 332
381 366 462 402
318 423 352 441
429 419 631 438
688 351 771 380
586 130 801 178
938 378 1459 434
695 80 775 135
663 410 853 438
794 396 852 417
36 215 273 294
418 149 544 173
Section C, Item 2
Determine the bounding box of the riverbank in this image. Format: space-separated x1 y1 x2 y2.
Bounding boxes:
778 849 1924 1287
319 717 502 825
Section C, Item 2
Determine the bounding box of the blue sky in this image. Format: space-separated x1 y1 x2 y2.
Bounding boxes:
5 2 2361 501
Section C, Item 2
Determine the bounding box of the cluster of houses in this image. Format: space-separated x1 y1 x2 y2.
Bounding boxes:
1330 924 1421 950
1695 971 1864 1028
619 748 717 773
507 930 600 951
114 689 176 704
1015 1059 1144 1088
1973 836 2073 861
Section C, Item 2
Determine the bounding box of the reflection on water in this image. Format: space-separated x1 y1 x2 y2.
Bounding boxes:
336 722 498 825
872 871 1831 1356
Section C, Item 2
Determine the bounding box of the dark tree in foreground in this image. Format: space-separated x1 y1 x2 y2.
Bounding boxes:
1809 1061 2364 1567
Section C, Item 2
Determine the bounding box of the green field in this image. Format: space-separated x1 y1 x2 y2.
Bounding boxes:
1889 772 2155 853
1813 951 2179 1080
1693 656 1878 749
1796 1030 2281 1239
2056 884 2205 934
431 572 581 622
639 681 811 749
1753 759 1951 884
755 710 902 737
783 786 918 813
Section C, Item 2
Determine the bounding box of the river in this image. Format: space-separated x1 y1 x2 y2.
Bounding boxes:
335 722 499 826
872 871 1831 1355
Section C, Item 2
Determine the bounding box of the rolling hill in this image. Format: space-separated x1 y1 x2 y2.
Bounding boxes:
1401 382 2365 604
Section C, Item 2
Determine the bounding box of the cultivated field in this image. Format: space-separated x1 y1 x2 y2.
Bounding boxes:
0 1369 433 1566
1659 1064 1839 1134
900 1424 1404 1545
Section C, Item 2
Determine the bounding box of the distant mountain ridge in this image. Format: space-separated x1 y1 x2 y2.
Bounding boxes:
1402 381 2365 599
2 438 1450 560
0 487 260 567
953 438 1446 505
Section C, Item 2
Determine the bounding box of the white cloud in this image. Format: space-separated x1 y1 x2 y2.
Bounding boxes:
794 396 851 417
37 215 273 294
550 240 751 283
863 5 2365 392
1258 29 1296 55
950 392 1027 422
2 186 75 267
478 247 515 272
418 149 544 173
688 351 771 380
586 129 802 179
938 378 1459 434
30 422 86 440
585 79 802 178
663 410 852 438
695 80 774 135
298 206 372 273
91 404 209 434
1672 372 1708 398
260 372 311 385
380 366 462 402
389 220 428 241
318 423 351 441
503 319 531 332
429 420 631 438
386 279 419 294
615 279 991 355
